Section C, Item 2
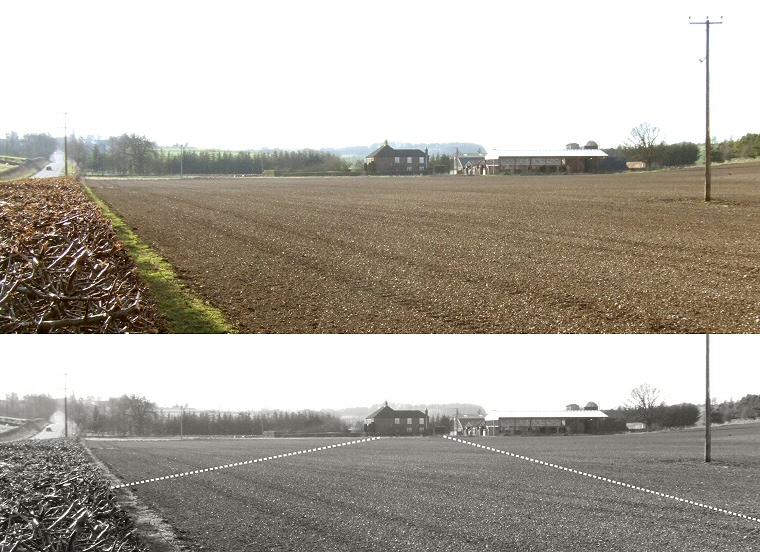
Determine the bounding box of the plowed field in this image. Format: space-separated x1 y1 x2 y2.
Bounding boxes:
89 426 760 551
86 163 760 333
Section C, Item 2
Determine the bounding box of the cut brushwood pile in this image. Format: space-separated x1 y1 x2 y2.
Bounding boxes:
0 177 160 333
0 440 149 552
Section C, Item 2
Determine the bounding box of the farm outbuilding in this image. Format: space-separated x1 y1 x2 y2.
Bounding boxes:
485 404 608 435
485 141 608 175
455 414 487 436
453 153 487 175
364 403 429 436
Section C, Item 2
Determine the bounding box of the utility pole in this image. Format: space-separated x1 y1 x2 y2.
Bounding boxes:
63 112 69 177
705 334 711 463
64 373 68 437
690 16 722 202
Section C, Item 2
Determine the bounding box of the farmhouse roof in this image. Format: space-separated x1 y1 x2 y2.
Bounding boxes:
485 149 608 160
366 405 391 419
485 410 608 421
367 405 427 419
367 141 427 159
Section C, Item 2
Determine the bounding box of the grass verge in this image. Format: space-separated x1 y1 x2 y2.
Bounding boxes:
82 183 237 333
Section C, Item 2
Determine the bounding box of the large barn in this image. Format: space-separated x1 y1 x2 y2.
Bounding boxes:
485 141 608 175
485 402 608 435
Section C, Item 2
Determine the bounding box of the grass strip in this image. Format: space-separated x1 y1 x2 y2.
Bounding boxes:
83 183 237 333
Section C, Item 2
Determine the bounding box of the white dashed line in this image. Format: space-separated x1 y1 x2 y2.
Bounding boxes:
112 437 382 490
444 436 759 524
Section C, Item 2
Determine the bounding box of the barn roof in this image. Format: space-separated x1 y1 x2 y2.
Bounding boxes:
485 410 608 421
485 149 608 160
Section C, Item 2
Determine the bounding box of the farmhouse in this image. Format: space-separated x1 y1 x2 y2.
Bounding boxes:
365 141 429 175
485 402 608 435
364 403 429 436
485 141 608 175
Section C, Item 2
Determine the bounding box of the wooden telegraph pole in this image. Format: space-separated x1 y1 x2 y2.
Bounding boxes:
690 17 722 202
705 334 711 463
64 373 69 438
63 113 69 177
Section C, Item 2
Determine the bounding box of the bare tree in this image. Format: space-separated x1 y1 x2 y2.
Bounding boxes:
627 122 662 170
628 383 662 431
125 134 157 176
126 395 157 436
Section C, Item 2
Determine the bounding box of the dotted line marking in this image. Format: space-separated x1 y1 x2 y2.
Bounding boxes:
444 436 760 524
112 437 382 490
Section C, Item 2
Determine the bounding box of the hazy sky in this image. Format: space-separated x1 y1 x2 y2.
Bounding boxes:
4 334 758 413
3 1 757 152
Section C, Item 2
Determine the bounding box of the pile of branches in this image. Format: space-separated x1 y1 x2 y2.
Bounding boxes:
0 177 160 333
0 440 148 552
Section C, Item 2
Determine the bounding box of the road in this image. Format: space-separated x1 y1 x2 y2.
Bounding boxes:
32 150 65 178
32 411 68 439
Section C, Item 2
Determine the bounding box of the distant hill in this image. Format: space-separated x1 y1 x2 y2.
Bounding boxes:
322 142 487 158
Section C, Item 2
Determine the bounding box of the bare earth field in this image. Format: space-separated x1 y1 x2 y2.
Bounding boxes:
86 163 760 333
89 425 760 551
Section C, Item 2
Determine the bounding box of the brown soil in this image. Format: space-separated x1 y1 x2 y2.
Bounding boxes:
86 163 760 333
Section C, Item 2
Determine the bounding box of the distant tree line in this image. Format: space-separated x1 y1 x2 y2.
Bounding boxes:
601 385 760 432
712 133 760 162
57 394 353 437
1 132 58 159
65 134 354 176
2 393 58 420
709 394 760 424
614 123 760 170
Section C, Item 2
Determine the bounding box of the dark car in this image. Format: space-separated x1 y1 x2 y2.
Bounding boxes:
45 165 53 171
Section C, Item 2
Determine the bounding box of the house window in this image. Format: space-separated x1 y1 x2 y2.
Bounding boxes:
407 157 412 164
407 427 413 434
419 418 425 425
419 157 425 165
407 418 412 425
394 418 400 424
394 157 400 164
407 166 412 172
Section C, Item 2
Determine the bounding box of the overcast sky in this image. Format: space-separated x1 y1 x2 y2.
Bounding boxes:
3 1 757 152
4 334 758 413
